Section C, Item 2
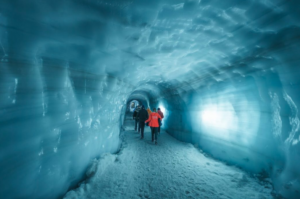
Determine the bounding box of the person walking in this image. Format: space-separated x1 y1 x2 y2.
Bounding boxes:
157 108 164 134
145 108 162 145
133 105 141 131
137 105 148 139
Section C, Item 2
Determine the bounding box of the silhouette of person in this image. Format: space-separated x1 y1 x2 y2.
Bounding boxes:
137 105 148 139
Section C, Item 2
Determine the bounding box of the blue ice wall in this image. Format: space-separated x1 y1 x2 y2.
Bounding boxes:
1 0 300 198
161 71 300 198
0 60 131 198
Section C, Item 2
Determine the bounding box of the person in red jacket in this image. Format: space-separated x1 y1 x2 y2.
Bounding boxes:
157 108 164 134
145 108 162 145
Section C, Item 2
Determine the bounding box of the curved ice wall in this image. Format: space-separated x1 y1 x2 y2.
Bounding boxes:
0 60 131 198
162 73 300 198
1 0 300 198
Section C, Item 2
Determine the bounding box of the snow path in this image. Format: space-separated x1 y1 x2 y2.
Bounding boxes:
64 125 273 199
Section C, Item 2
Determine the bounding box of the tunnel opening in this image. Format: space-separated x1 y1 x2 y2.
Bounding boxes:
129 100 139 112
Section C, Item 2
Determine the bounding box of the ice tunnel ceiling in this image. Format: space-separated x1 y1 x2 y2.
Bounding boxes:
1 0 300 199
2 0 300 93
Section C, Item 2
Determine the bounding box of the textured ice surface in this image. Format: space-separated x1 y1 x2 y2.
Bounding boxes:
0 64 131 198
1 0 300 198
64 126 273 199
163 76 300 198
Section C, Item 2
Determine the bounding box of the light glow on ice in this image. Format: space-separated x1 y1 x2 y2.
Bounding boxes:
193 84 261 146
159 104 166 116
1 0 300 198
158 104 167 127
201 105 236 130
200 102 238 140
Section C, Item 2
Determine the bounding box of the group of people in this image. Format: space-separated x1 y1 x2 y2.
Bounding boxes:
133 105 164 145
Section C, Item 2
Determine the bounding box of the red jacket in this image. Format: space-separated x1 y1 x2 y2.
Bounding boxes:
145 112 162 127
157 110 164 119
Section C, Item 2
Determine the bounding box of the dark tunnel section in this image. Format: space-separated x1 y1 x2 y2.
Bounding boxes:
122 97 146 128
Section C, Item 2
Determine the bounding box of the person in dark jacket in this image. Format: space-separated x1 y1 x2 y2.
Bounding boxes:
133 105 141 131
157 108 164 134
145 108 162 145
137 105 148 139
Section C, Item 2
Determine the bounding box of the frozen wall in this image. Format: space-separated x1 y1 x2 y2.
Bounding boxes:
162 70 300 198
1 0 300 198
0 59 131 198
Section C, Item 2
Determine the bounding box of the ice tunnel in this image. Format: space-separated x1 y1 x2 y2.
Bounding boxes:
1 0 300 198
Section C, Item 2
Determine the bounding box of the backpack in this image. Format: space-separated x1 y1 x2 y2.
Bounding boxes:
158 118 162 127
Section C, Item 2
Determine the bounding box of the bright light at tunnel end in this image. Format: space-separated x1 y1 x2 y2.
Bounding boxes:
129 100 139 112
159 106 166 114
158 104 167 127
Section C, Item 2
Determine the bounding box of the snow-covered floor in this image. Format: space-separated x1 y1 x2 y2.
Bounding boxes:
64 124 274 199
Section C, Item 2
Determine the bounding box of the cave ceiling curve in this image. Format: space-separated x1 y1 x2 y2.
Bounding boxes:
1 0 299 93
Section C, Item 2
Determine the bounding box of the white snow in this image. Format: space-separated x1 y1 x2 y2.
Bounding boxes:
64 124 273 199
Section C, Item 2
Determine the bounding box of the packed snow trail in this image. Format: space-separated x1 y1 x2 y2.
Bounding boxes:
64 125 274 199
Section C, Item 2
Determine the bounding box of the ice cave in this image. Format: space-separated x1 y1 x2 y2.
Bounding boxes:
0 0 300 198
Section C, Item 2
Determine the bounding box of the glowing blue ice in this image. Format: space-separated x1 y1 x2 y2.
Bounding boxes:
0 0 300 198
